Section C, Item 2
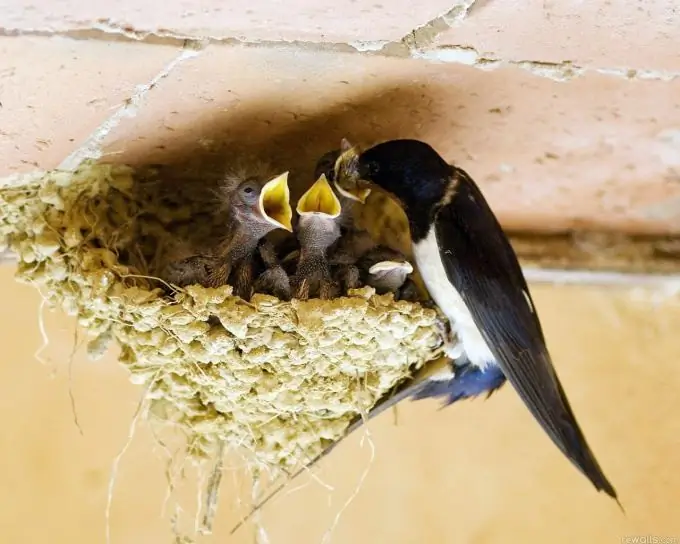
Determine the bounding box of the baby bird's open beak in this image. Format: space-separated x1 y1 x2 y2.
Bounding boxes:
296 174 342 218
259 172 293 232
368 260 414 275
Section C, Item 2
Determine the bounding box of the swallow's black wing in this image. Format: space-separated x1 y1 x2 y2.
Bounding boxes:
434 167 618 499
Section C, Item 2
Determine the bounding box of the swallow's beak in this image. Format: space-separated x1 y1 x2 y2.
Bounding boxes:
259 172 293 232
368 260 414 275
296 174 342 218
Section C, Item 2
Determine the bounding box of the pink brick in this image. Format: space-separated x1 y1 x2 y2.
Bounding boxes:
0 36 181 175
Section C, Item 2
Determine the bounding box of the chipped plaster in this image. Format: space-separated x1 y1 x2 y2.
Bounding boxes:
3 11 679 84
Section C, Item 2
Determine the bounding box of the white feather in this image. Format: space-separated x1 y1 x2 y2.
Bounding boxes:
413 228 496 369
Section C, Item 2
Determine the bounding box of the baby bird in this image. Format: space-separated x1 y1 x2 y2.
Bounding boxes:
160 254 214 289
314 143 369 228
315 146 374 293
357 245 414 296
207 168 293 300
315 139 372 208
156 236 216 290
290 174 343 300
252 239 292 300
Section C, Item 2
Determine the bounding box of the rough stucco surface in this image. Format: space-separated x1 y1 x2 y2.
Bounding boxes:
1 265 679 543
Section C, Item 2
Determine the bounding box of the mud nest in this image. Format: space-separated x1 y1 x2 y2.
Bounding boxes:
0 161 444 473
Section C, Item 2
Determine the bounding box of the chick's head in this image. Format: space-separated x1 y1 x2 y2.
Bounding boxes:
220 169 293 237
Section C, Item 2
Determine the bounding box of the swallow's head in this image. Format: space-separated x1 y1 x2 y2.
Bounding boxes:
351 139 453 209
228 171 293 233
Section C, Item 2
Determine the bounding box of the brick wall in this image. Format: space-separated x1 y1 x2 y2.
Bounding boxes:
2 1 680 234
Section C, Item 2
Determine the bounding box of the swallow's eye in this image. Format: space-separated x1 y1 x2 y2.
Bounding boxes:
239 181 259 201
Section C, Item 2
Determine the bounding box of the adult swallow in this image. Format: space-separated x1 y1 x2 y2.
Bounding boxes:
331 138 619 501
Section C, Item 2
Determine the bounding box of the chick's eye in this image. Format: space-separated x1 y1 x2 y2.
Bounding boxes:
240 182 259 199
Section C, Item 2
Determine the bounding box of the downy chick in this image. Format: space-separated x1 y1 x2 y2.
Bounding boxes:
160 253 214 289
357 245 414 296
207 169 293 300
290 174 343 300
252 239 292 301
156 235 217 289
315 145 374 293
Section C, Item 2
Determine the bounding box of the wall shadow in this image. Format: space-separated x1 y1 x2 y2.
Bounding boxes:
92 80 460 278
101 81 457 197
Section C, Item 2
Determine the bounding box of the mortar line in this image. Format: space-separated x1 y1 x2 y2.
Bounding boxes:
3 26 679 83
411 46 680 82
58 42 205 171
522 268 680 289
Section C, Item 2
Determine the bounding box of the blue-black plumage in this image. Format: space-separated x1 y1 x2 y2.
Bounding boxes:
340 138 619 502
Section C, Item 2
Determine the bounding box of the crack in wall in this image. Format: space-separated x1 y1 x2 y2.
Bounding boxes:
413 45 680 82
2 24 679 83
58 42 205 171
402 0 478 51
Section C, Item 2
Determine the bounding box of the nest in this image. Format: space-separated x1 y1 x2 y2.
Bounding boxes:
0 161 444 473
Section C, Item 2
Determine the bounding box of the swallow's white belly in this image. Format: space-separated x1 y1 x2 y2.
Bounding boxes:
413 228 495 369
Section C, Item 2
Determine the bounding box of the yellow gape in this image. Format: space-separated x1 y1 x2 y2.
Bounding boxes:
259 171 293 231
296 174 342 218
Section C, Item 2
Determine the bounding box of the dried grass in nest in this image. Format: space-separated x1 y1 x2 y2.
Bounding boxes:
0 160 444 477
